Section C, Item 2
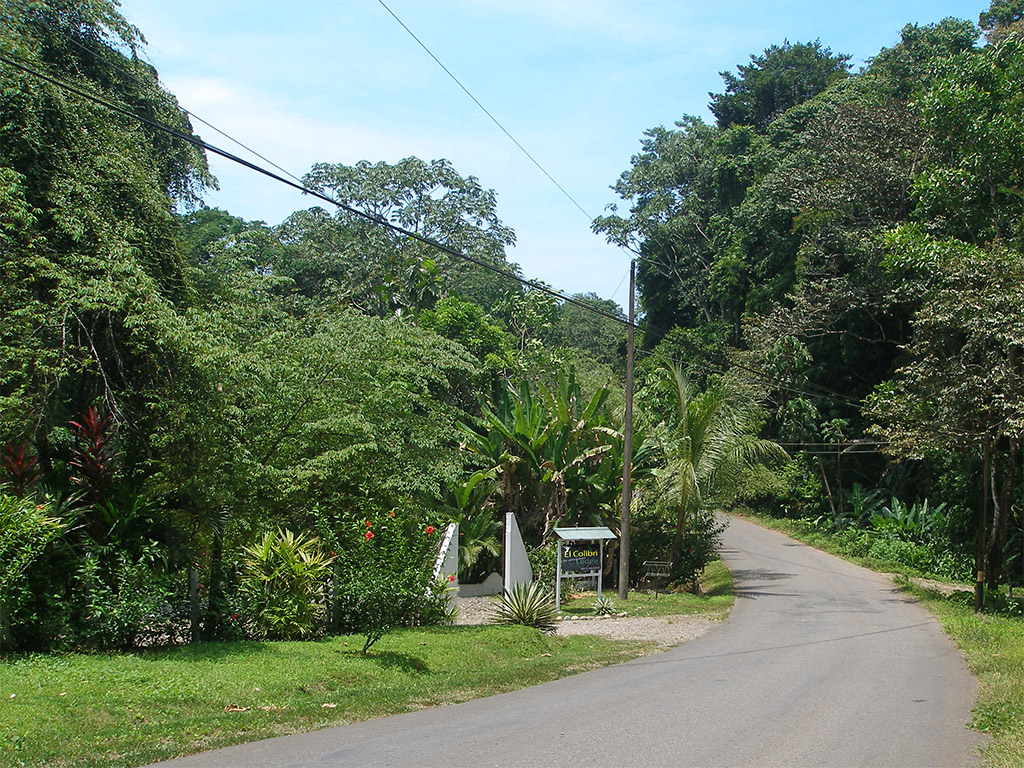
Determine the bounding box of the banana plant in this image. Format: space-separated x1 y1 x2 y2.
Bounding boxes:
459 369 627 543
440 470 502 581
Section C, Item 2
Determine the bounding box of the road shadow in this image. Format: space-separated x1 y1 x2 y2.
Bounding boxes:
631 621 935 666
730 568 798 599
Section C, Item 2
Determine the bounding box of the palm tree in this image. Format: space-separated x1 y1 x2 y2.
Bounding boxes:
650 362 787 575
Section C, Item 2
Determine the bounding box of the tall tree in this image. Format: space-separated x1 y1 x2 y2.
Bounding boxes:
0 0 211 450
980 0 1024 44
913 35 1024 248
709 40 851 131
869 231 1024 598
287 157 517 315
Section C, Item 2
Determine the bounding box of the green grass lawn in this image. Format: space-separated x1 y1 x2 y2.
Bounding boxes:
559 559 734 619
0 566 732 768
739 511 1023 768
0 627 645 767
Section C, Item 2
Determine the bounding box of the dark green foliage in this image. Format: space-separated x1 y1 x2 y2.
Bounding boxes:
670 511 726 590
626 503 674 584
601 15 1024 604
72 545 175 651
709 40 851 131
527 543 558 590
419 296 513 378
980 0 1024 43
293 157 516 315
867 19 980 97
547 293 627 373
458 369 622 545
0 493 67 650
913 36 1024 247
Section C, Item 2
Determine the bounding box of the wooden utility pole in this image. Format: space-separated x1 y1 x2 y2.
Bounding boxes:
619 260 635 600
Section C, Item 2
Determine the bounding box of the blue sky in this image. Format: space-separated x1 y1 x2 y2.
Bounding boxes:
120 0 988 309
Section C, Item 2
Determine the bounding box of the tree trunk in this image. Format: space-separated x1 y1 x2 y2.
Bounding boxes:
669 506 689 578
976 438 991 612
836 449 844 522
987 438 1016 590
189 565 201 644
204 518 226 640
816 456 836 521
0 599 11 652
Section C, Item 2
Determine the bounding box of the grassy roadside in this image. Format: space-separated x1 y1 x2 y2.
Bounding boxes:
739 511 1023 768
560 559 734 618
735 512 956 579
0 564 732 768
904 582 1024 768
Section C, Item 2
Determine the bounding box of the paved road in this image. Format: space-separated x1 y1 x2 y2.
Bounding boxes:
156 516 984 767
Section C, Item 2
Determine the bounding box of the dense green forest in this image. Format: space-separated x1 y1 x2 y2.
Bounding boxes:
2 0 1023 652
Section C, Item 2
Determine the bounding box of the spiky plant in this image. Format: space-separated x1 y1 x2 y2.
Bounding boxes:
1 443 40 498
240 529 334 640
593 594 616 616
490 581 558 633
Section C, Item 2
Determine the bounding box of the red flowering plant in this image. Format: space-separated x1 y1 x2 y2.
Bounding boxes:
332 510 450 653
0 443 40 498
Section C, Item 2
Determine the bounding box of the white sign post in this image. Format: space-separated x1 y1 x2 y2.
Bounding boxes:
554 527 617 612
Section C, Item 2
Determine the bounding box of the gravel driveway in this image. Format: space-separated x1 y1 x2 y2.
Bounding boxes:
456 595 720 648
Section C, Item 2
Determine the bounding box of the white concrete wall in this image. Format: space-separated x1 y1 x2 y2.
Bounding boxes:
504 512 533 593
458 571 503 597
431 522 459 616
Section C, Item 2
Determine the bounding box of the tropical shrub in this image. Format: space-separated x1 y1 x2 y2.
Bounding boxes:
671 510 727 591
644 363 786 576
527 542 558 589
593 594 615 616
240 528 334 640
333 514 446 653
870 498 948 542
626 500 675 586
0 443 40 497
490 581 558 632
73 544 175 651
0 493 67 650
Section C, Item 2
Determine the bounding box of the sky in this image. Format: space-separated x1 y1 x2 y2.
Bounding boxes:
119 0 988 310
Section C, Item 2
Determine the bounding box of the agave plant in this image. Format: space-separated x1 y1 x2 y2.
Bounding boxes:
489 581 558 633
593 594 616 616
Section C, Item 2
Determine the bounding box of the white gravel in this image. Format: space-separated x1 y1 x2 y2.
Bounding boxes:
554 614 719 647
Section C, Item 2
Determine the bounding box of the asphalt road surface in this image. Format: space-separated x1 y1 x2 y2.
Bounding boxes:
154 516 984 767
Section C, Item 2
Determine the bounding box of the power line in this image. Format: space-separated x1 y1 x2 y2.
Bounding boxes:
376 0 597 224
374 0 669 278
0 46 964 443
609 266 631 304
47 17 309 189
0 48 628 329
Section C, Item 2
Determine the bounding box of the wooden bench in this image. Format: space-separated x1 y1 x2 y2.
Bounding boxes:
642 560 672 597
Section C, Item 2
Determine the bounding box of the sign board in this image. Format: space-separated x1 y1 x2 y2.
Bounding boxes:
553 527 617 611
561 544 600 573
